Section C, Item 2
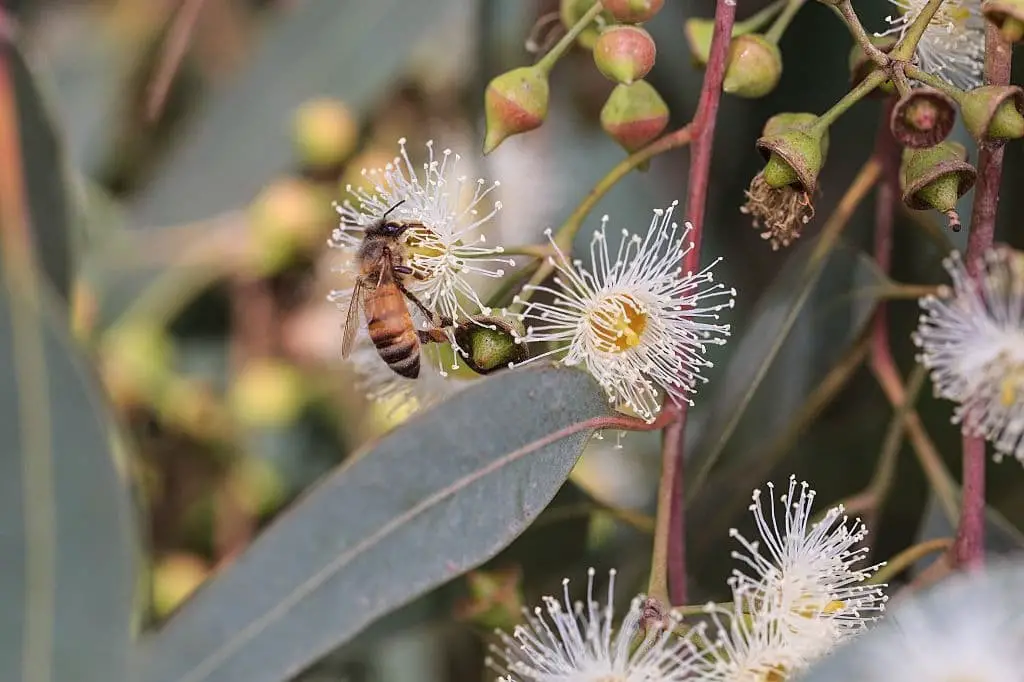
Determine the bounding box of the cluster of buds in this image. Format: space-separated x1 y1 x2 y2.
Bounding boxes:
484 0 669 156
887 83 1023 230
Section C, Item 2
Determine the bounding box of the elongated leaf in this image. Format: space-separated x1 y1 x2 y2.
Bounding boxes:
686 239 885 496
142 365 613 682
0 265 139 682
5 39 75 298
131 0 464 226
797 557 1024 682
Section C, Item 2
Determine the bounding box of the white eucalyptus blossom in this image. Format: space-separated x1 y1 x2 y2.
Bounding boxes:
879 0 985 90
513 202 736 423
695 589 808 682
488 568 700 682
797 558 1024 682
913 247 1024 463
729 476 888 659
329 138 514 325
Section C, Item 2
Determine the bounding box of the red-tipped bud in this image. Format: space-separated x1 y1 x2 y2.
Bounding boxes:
982 0 1024 42
560 0 614 50
600 80 670 153
603 0 665 23
723 34 783 99
484 66 550 154
900 141 977 232
890 87 957 148
291 98 358 171
959 85 1024 143
594 26 657 84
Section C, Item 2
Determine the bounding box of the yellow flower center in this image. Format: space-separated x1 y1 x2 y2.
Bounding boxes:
589 294 649 353
998 361 1024 407
794 596 845 618
403 225 447 279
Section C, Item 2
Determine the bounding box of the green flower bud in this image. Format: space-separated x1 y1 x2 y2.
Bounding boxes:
722 34 783 99
560 0 615 50
249 178 333 274
982 0 1024 42
890 87 957 148
152 554 208 618
483 66 550 154
229 359 307 428
291 98 358 171
600 80 670 153
959 85 1024 143
453 567 524 631
848 35 897 96
158 378 232 443
755 120 828 194
593 26 657 84
226 457 286 518
603 0 665 23
101 324 175 408
454 316 529 375
683 18 717 67
900 141 977 232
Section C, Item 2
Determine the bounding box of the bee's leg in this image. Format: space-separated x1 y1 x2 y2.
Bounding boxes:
417 328 449 344
393 264 414 275
395 279 447 327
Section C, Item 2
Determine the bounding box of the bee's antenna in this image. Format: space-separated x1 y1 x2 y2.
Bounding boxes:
382 200 407 220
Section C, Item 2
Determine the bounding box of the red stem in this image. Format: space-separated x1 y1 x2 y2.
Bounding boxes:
662 0 737 606
953 24 1012 569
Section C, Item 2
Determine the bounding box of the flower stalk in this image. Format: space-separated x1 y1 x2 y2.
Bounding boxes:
536 1 606 74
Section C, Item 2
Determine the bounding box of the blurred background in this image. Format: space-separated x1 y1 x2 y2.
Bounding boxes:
6 0 1024 680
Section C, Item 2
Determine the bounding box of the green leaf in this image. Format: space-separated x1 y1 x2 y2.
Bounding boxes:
131 0 465 226
0 265 140 682
141 365 613 682
686 239 886 497
5 39 75 299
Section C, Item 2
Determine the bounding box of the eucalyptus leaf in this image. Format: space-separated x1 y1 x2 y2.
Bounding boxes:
0 265 139 682
686 238 887 497
5 39 75 298
141 365 613 682
131 0 464 226
795 556 1024 682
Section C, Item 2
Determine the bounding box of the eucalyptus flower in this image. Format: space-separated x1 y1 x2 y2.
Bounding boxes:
488 568 700 682
514 202 736 422
330 138 514 325
879 0 985 90
913 247 1024 463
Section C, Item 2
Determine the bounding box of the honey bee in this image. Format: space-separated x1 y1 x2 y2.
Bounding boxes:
340 201 450 379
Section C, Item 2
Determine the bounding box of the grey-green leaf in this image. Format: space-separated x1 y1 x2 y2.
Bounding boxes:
0 267 139 682
131 0 464 226
795 556 1024 682
6 40 75 298
141 365 613 682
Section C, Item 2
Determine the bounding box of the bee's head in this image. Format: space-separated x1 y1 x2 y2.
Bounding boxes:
366 219 409 239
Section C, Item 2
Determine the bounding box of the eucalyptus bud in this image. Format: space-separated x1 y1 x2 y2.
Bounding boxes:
453 567 524 631
722 34 783 99
226 457 286 517
848 36 897 95
250 178 333 273
982 0 1024 42
755 119 828 194
454 316 529 375
594 25 657 84
229 358 307 428
560 0 615 50
900 141 977 232
484 66 550 154
291 98 358 172
159 378 232 443
959 85 1024 143
890 87 957 148
152 554 208 618
101 324 175 408
600 80 669 153
603 0 665 23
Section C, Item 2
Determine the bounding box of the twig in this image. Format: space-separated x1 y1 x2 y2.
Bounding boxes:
953 23 1012 569
146 0 209 123
653 0 736 608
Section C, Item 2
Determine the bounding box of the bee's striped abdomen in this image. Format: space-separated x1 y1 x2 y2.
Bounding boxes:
366 284 420 379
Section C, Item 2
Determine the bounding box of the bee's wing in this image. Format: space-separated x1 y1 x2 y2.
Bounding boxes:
340 277 364 359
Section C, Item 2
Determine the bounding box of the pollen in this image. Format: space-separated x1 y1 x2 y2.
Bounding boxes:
589 294 649 353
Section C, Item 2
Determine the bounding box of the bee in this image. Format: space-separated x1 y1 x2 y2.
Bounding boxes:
340 201 450 379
